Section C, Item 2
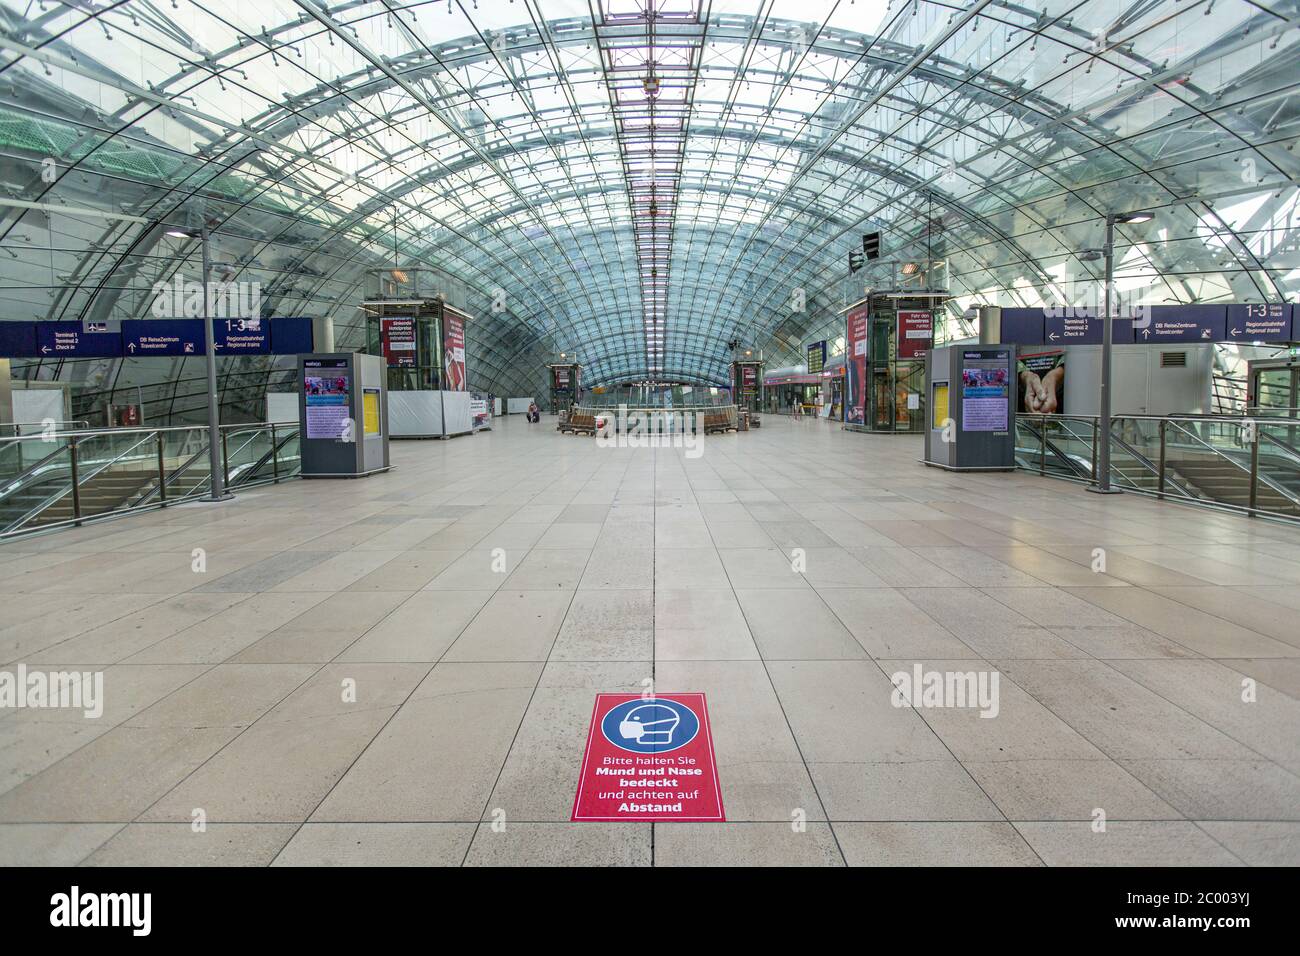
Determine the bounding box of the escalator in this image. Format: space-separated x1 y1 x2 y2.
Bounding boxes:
0 423 302 538
1015 414 1300 521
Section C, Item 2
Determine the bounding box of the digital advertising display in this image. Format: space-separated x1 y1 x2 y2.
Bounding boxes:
304 358 351 440
961 351 1010 432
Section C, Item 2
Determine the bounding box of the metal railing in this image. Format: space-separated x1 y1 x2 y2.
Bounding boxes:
0 420 91 438
1015 413 1300 522
0 421 301 539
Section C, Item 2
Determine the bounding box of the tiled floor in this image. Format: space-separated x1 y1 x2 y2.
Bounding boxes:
1 414 1298 866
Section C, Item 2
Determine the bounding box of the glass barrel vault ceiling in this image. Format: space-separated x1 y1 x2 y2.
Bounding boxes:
0 0 1297 403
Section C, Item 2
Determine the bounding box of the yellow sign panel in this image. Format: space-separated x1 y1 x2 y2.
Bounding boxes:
932 384 949 430
363 390 381 435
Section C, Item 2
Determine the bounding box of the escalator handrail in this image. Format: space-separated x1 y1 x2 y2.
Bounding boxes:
1020 416 1198 498
0 440 76 499
233 428 299 485
134 424 298 505
1165 419 1300 510
1258 428 1300 465
3 429 163 533
130 443 211 508
1016 418 1093 480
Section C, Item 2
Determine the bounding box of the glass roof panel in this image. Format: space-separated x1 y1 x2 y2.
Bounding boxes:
0 0 1295 389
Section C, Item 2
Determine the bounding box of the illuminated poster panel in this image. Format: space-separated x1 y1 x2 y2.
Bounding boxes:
960 351 1010 432
304 358 351 439
845 306 869 426
444 314 466 391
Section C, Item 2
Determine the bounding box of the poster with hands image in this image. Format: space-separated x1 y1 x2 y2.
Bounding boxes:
1017 349 1065 414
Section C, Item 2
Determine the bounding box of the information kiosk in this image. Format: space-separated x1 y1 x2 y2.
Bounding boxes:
923 344 1016 471
299 352 390 478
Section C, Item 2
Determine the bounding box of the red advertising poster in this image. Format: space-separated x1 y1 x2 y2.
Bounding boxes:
443 314 466 391
572 693 724 822
381 317 416 368
741 365 757 394
846 305 869 425
554 366 571 391
897 310 933 359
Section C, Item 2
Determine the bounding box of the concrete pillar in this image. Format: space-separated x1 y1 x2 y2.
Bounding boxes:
0 359 13 429
312 315 335 352
978 305 1002 344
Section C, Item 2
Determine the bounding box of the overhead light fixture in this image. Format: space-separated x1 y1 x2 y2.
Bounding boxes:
165 226 199 238
1114 211 1154 224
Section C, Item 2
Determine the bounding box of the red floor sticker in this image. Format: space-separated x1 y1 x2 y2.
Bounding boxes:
572 693 725 822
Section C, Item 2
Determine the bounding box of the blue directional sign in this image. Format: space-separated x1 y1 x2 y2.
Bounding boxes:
270 317 314 355
35 321 123 358
0 322 37 358
122 319 205 357
1226 303 1294 343
1134 305 1226 344
215 317 270 354
1044 310 1133 345
999 308 1045 346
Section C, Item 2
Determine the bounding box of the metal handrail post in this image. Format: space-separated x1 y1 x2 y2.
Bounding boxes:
1249 430 1260 516
1091 419 1099 486
271 424 279 481
1039 415 1046 475
1157 419 1167 499
69 437 82 525
221 429 230 490
157 431 167 504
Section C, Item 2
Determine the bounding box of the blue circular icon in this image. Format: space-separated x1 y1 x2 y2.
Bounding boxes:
601 698 700 754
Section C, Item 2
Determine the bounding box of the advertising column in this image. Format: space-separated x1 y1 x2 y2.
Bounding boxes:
443 313 466 391
845 305 869 426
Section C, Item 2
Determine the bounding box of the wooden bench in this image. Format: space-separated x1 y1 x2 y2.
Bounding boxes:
567 413 597 436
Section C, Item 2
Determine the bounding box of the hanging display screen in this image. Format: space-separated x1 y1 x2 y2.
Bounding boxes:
806 340 826 374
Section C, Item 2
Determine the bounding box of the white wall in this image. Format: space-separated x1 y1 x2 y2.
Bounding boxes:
1062 343 1213 416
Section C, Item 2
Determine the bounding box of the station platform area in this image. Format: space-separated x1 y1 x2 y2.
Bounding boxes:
1 415 1297 867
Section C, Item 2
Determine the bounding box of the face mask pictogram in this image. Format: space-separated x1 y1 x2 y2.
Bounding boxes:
618 704 682 746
